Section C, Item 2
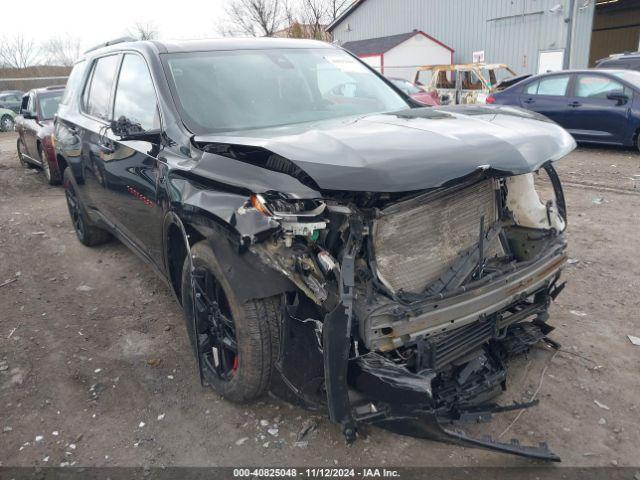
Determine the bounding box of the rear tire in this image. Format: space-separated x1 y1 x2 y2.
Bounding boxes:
63 169 111 247
181 240 281 402
39 144 61 185
16 139 36 169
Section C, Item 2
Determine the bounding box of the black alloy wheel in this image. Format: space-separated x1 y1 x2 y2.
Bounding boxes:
181 240 281 402
65 181 86 241
192 266 239 381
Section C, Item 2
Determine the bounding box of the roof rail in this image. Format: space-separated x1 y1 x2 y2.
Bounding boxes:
84 36 136 54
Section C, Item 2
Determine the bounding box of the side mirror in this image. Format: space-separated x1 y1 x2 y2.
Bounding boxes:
110 116 161 143
606 90 629 105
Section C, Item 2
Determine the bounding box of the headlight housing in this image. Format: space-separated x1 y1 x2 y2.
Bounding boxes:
250 194 326 219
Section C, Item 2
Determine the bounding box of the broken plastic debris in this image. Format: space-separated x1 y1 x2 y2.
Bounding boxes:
594 400 610 410
52 431 59 436
570 310 587 317
76 285 93 292
267 427 279 437
592 197 605 205
138 422 145 428
259 419 269 427
146 358 162 368
235 437 249 445
35 435 43 442
69 443 76 450
157 413 165 421
94 368 102 374
627 335 640 346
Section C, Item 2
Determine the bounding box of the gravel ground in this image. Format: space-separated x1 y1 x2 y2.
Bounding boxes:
0 131 639 468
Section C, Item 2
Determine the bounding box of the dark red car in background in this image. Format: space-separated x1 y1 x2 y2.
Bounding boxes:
388 77 439 106
16 86 65 185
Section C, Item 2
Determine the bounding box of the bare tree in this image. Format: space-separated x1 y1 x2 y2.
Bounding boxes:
41 36 82 67
0 34 39 68
128 22 159 40
220 0 287 37
298 0 325 39
328 0 350 21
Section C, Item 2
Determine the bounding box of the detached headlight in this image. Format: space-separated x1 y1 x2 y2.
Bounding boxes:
250 194 326 219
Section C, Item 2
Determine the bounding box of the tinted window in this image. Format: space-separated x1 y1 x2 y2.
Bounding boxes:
165 48 408 133
575 75 624 99
61 61 86 105
527 75 570 96
113 54 159 131
84 55 120 120
39 93 63 120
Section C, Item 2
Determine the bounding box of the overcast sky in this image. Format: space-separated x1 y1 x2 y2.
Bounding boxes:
2 0 229 50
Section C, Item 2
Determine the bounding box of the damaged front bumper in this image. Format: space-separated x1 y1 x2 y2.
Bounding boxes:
244 170 569 461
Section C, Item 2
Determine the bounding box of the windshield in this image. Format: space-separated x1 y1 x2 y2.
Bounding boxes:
390 79 421 95
164 48 409 133
39 92 62 120
611 70 640 88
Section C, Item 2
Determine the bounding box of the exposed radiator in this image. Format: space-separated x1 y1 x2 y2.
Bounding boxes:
372 179 499 294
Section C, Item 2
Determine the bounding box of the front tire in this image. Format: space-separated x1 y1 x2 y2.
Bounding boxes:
181 240 281 402
63 169 111 247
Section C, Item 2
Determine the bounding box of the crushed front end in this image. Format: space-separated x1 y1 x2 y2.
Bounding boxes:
247 163 567 461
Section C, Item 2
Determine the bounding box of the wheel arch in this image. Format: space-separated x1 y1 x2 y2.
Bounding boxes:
163 209 295 306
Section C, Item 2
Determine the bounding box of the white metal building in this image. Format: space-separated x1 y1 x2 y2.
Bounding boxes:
329 0 640 76
342 30 454 80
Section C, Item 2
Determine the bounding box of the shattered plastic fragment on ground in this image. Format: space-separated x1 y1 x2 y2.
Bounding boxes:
627 335 640 346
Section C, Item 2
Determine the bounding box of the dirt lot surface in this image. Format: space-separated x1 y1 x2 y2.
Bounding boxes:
1 131 639 469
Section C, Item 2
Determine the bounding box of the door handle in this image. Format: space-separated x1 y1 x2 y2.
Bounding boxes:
568 101 582 108
523 98 535 104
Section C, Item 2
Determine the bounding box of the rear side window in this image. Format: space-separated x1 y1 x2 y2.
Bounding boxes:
113 54 159 131
575 75 625 99
84 55 120 120
60 61 86 105
525 75 570 96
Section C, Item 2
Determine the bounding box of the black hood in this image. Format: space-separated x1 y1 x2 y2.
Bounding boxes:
192 106 576 195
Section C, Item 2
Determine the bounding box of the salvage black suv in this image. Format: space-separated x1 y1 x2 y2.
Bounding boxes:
55 38 575 460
